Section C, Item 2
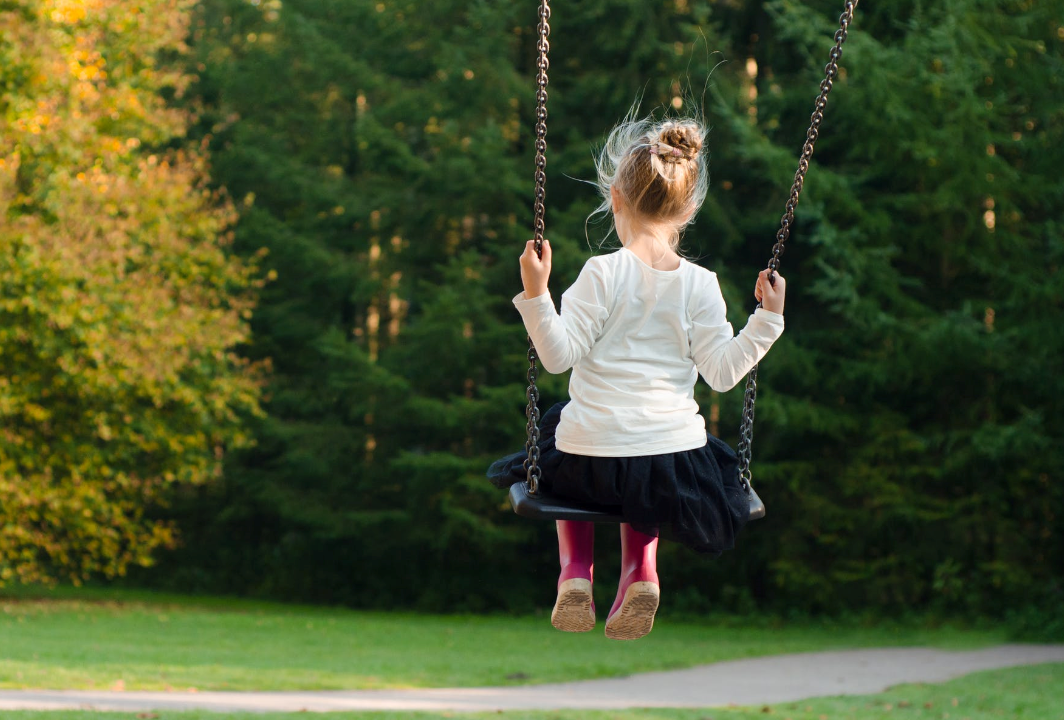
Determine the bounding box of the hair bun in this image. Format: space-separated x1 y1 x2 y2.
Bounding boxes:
658 122 702 161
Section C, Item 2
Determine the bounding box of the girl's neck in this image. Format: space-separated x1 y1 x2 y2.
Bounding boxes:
617 219 681 271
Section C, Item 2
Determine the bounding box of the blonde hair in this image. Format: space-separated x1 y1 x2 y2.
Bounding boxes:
591 110 708 250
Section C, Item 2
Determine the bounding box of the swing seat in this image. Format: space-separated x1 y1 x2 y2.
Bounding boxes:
509 482 766 523
508 482 626 523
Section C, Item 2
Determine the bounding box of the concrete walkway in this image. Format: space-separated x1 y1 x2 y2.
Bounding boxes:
1 645 1062 713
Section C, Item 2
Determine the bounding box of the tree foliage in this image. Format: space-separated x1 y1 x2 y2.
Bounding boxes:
702 0 1064 616
132 0 1062 620
0 0 261 585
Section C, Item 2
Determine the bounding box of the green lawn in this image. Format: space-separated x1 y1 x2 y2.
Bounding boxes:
0 586 1010 692
2 663 1062 719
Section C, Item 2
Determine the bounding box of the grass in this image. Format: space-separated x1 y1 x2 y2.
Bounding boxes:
0 585 1013 692
0 663 1061 719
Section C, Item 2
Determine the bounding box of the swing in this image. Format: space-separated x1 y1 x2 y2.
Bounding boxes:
510 0 859 524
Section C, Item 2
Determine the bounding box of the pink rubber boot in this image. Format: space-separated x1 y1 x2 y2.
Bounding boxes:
605 523 660 640
551 520 595 632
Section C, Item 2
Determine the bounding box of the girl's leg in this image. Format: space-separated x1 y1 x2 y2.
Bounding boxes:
551 520 595 632
605 523 659 640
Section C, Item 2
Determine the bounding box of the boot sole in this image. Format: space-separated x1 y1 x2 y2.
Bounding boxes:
604 581 659 640
551 578 595 633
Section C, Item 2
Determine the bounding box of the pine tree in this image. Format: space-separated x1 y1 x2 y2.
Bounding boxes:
140 0 1063 620
143 0 549 607
677 0 1064 614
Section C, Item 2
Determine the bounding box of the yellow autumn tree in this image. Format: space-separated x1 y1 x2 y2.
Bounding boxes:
0 0 261 585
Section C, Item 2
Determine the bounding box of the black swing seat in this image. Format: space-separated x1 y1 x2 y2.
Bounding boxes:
509 482 766 523
508 482 625 523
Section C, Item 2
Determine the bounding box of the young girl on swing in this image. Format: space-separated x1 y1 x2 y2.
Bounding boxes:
489 115 786 640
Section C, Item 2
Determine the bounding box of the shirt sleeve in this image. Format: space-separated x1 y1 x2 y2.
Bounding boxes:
688 271 785 392
512 257 611 374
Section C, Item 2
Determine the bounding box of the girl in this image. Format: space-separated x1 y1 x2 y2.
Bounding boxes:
489 116 786 640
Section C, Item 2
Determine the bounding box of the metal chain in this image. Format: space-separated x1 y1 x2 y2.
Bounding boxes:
735 0 858 494
523 0 551 495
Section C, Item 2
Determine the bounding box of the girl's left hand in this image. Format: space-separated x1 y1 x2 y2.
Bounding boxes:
754 268 786 314
520 239 551 298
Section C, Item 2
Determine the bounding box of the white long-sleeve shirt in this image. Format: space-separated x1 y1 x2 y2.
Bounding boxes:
514 247 784 457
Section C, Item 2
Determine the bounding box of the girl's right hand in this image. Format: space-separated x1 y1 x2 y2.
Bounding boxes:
520 239 552 298
755 269 786 314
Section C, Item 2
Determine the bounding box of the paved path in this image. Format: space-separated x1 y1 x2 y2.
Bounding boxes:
1 645 1062 713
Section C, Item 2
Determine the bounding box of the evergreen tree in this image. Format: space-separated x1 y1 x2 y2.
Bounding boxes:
141 0 1063 621
678 0 1064 615
144 0 549 608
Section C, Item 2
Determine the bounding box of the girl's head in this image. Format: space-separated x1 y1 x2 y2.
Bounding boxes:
593 112 708 250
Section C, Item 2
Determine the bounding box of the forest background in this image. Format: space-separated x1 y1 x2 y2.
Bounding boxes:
1 0 1061 631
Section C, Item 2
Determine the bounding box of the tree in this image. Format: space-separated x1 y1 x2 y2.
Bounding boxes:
0 0 260 586
682 0 1064 615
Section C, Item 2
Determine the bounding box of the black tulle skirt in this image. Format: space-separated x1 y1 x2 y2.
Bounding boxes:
488 402 750 555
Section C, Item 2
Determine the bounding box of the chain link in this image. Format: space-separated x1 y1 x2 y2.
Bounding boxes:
523 0 551 495
735 0 857 494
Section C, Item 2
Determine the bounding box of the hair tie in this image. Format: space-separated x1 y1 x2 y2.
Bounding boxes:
649 141 686 160
648 140 696 169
